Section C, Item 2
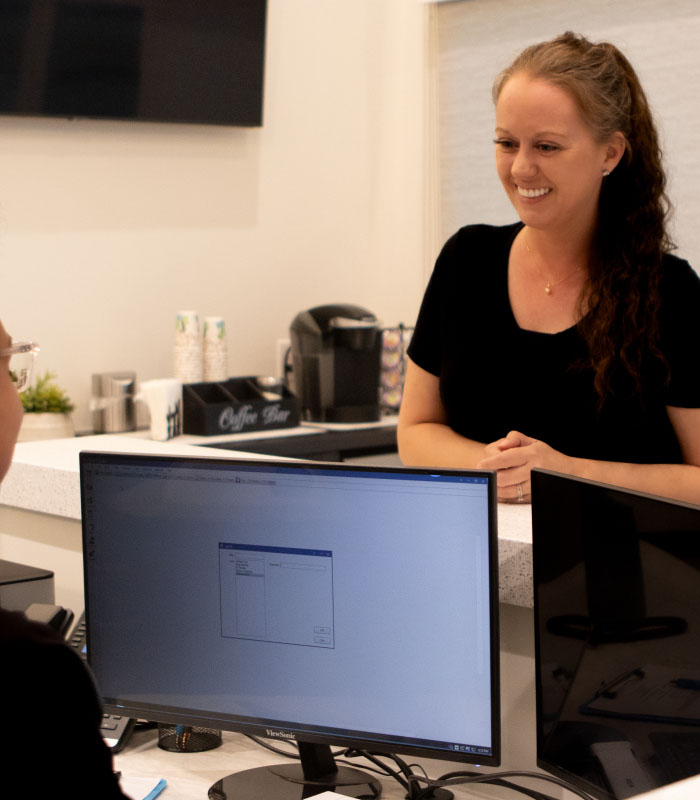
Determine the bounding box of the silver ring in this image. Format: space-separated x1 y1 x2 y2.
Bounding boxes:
516 483 524 503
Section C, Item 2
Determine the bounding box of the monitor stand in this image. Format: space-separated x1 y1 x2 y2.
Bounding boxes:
208 740 455 799
208 741 382 799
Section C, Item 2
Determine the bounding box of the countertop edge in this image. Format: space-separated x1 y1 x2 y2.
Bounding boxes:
0 434 535 606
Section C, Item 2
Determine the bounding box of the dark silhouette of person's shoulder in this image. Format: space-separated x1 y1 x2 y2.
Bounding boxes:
0 607 129 798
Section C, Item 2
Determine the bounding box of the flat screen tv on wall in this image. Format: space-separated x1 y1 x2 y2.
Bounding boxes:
0 0 267 126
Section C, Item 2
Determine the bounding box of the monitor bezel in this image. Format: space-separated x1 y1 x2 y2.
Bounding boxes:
79 451 502 768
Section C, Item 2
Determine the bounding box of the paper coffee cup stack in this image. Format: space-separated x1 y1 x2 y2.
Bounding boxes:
174 311 203 383
203 317 228 382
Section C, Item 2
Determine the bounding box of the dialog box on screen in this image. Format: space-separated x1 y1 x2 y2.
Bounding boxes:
219 543 334 648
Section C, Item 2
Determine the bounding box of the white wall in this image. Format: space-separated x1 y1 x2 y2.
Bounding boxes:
2 0 429 431
436 0 700 274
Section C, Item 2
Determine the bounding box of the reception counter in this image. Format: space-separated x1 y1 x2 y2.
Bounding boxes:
0 427 534 611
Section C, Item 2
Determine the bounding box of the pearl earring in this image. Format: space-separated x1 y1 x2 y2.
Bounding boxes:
602 169 611 177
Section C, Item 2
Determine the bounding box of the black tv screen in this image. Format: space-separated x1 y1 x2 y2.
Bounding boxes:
0 0 267 126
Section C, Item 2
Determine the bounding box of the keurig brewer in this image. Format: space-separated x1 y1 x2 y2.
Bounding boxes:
290 304 382 422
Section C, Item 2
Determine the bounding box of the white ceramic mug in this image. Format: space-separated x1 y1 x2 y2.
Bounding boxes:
137 379 183 441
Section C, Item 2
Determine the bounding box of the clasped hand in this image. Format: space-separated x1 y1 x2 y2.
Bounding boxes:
476 431 572 504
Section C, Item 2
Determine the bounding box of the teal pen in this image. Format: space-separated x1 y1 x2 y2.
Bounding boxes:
142 778 167 800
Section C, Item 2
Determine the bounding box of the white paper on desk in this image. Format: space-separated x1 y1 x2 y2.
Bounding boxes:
306 793 356 799
120 775 167 800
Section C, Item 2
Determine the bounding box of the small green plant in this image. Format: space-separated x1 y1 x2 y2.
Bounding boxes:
21 371 74 414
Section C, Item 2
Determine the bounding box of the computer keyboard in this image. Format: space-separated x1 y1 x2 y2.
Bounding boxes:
69 613 135 752
101 714 135 753
69 613 88 656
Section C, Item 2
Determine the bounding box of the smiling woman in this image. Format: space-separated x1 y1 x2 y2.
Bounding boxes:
493 74 625 335
398 31 700 506
494 74 625 254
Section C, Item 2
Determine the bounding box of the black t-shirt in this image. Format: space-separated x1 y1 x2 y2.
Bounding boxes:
0 608 129 798
408 223 700 464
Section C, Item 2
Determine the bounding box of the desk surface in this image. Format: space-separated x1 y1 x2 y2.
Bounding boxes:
116 727 495 800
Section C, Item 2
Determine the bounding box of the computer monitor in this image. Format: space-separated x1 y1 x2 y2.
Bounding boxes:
532 469 700 800
80 452 500 799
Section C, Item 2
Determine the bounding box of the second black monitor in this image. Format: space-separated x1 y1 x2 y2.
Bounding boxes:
532 469 700 800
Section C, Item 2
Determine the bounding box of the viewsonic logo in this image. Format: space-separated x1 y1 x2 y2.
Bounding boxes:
266 729 297 740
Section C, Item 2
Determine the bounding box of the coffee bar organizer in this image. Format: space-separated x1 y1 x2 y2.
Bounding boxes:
182 376 299 436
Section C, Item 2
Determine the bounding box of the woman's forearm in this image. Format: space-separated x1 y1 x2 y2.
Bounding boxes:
397 359 488 469
397 421 487 469
475 430 700 505
572 457 700 506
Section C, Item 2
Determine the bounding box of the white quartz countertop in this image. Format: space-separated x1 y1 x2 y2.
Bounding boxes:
0 433 258 520
0 430 534 607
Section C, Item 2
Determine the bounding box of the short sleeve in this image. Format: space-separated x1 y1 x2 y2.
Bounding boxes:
406 231 461 376
659 256 700 408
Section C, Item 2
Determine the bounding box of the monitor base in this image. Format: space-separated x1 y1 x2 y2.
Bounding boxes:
409 789 454 799
208 763 382 799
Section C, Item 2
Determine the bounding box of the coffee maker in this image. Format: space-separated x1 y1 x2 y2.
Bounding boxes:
290 304 382 422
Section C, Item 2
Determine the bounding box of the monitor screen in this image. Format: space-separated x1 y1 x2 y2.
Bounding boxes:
80 453 500 798
0 0 267 126
532 469 700 800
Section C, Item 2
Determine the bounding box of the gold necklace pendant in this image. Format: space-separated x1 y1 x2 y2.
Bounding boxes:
524 235 579 296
